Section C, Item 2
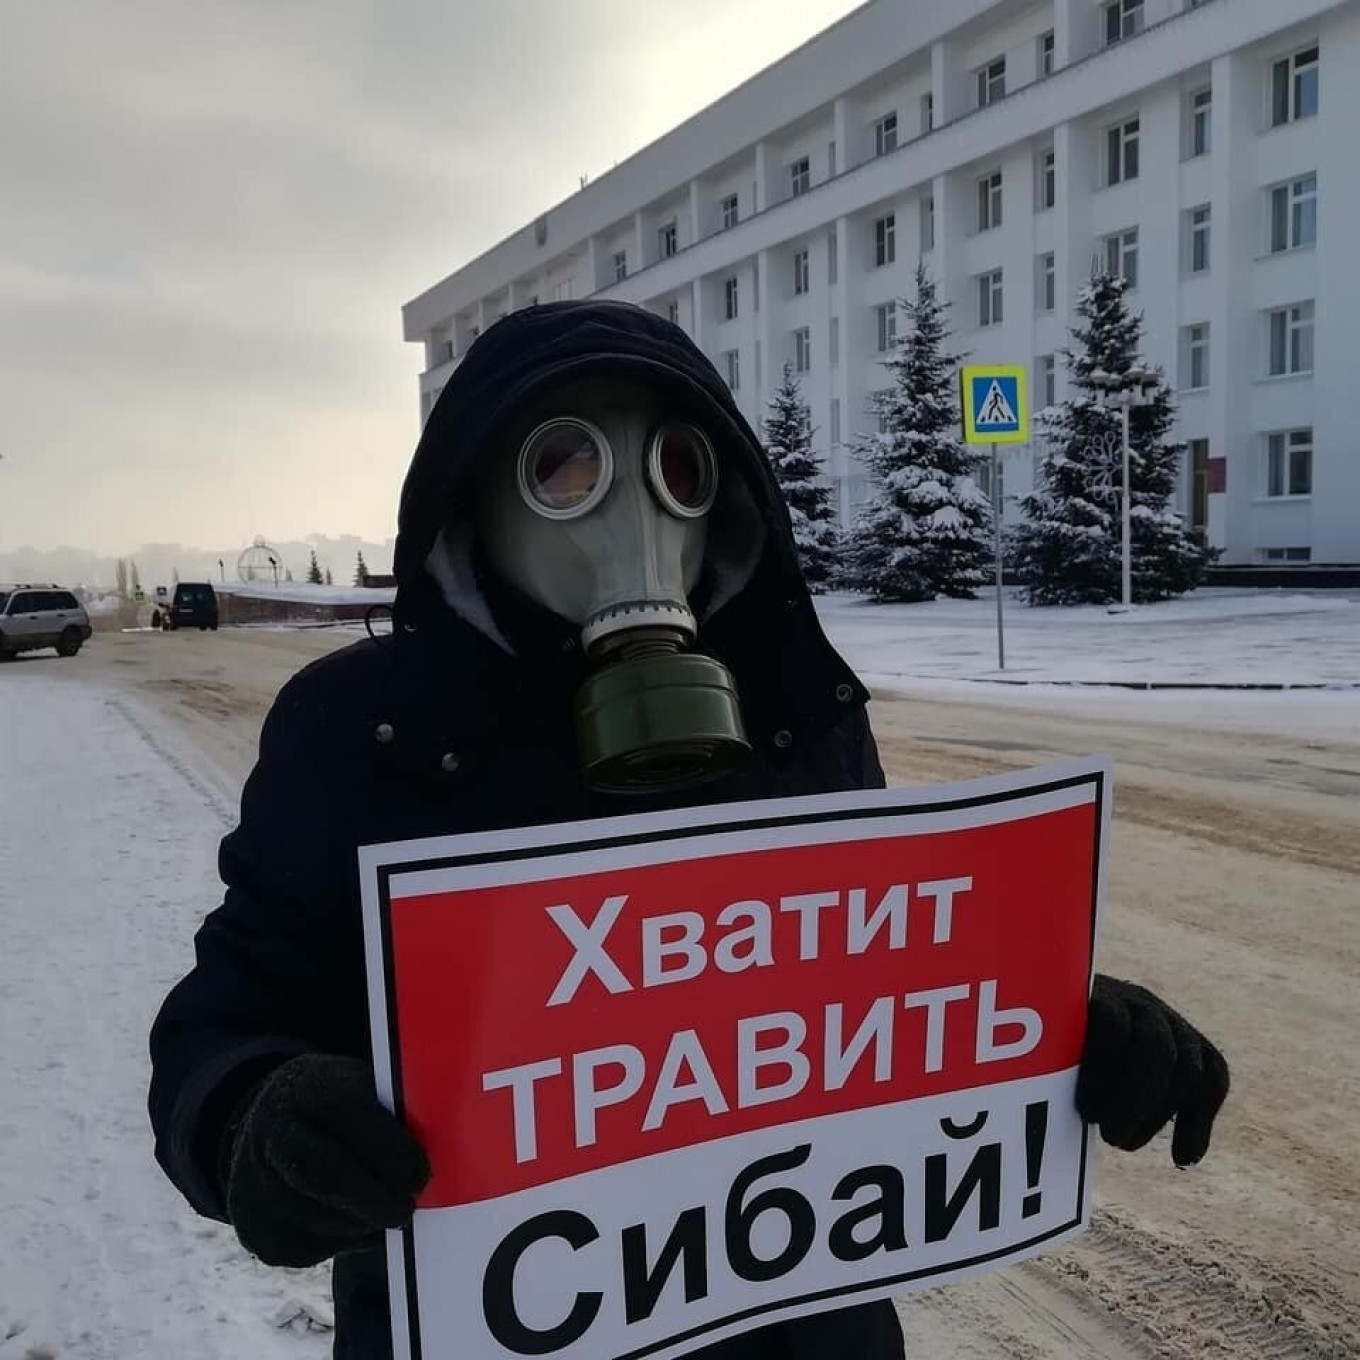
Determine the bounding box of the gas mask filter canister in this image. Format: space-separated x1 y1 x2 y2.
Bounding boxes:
479 382 751 793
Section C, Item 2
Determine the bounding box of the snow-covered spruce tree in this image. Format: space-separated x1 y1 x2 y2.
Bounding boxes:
763 362 839 589
1011 272 1214 605
353 550 369 587
844 263 991 602
306 550 323 585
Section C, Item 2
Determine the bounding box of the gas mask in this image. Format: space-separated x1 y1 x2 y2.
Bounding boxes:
479 379 750 794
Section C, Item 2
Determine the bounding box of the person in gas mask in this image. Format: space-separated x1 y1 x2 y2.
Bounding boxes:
149 301 1228 1360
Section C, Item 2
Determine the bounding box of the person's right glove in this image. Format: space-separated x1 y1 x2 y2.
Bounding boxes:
223 1053 431 1267
1077 974 1230 1167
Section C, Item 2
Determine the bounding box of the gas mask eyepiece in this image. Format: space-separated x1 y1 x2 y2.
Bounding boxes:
481 385 751 794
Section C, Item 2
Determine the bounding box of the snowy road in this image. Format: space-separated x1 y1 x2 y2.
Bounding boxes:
4 619 1359 1359
0 679 331 1360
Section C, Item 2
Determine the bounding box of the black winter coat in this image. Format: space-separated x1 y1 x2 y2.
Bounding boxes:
149 302 906 1360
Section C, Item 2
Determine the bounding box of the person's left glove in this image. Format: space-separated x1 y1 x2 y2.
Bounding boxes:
223 1053 431 1267
1077 975 1229 1167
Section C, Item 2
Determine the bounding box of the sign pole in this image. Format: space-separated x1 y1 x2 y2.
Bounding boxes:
992 442 1005 672
961 363 1027 675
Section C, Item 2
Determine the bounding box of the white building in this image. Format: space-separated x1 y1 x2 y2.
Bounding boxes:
402 0 1360 566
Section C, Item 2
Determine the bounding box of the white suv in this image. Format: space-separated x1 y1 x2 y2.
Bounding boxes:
0 585 93 658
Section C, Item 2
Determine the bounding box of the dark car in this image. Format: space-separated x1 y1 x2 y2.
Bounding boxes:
167 582 218 631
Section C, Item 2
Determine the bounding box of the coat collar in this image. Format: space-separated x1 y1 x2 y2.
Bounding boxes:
378 569 868 778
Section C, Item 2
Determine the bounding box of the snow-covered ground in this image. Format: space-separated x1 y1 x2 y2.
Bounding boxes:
217 581 395 607
0 678 331 1360
816 588 1360 687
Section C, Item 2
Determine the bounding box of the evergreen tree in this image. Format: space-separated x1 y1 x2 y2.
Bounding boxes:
115 558 128 599
129 560 141 594
844 264 991 602
306 550 323 585
285 569 294 582
354 550 369 587
324 567 333 586
1011 272 1214 605
763 364 839 589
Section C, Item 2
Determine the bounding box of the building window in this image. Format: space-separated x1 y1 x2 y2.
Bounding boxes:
829 140 838 177
875 301 897 352
978 269 1004 327
721 194 740 230
874 213 896 267
874 112 898 157
921 196 935 252
873 389 893 434
612 250 628 282
723 350 740 390
1267 302 1314 376
1266 429 1312 497
753 257 760 311
1189 437 1210 531
828 227 839 284
830 315 840 365
977 171 1003 232
1104 227 1139 288
1189 88 1212 157
793 248 810 295
1038 252 1056 312
551 279 575 302
793 326 812 373
977 458 1004 504
666 300 680 326
1272 46 1319 127
1038 30 1055 77
1188 205 1211 273
1039 354 1056 409
1182 323 1210 390
1039 147 1056 209
1107 117 1140 185
1105 0 1144 46
724 276 739 320
659 221 678 258
789 157 811 197
921 91 934 133
830 397 841 444
1261 546 1312 562
1271 174 1317 252
976 57 1006 108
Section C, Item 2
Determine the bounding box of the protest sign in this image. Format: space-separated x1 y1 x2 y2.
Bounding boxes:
360 757 1110 1360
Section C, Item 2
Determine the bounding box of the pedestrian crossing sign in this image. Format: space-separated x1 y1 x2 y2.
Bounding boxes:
961 365 1029 444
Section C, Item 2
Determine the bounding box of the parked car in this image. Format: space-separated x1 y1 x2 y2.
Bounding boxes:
166 581 218 631
0 584 93 658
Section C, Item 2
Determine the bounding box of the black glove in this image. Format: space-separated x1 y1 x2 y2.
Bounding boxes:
1077 975 1229 1167
223 1054 431 1267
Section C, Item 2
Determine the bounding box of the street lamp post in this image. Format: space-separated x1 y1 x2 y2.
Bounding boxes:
1089 365 1159 611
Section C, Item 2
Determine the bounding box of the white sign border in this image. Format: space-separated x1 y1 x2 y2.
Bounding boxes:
358 755 1112 1360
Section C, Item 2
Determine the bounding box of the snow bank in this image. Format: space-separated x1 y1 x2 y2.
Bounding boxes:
815 589 1360 686
216 581 395 607
0 680 331 1359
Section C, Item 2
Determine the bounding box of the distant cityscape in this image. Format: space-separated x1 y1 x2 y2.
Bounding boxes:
0 535 396 593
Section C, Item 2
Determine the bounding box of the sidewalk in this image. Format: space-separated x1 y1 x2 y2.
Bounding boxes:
0 676 331 1360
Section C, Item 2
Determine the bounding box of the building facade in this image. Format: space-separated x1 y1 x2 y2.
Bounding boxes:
402 0 1360 566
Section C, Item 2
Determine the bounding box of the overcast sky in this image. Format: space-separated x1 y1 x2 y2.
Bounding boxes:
0 0 862 555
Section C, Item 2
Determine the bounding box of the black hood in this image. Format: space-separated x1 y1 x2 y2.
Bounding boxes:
386 300 870 757
394 300 805 598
